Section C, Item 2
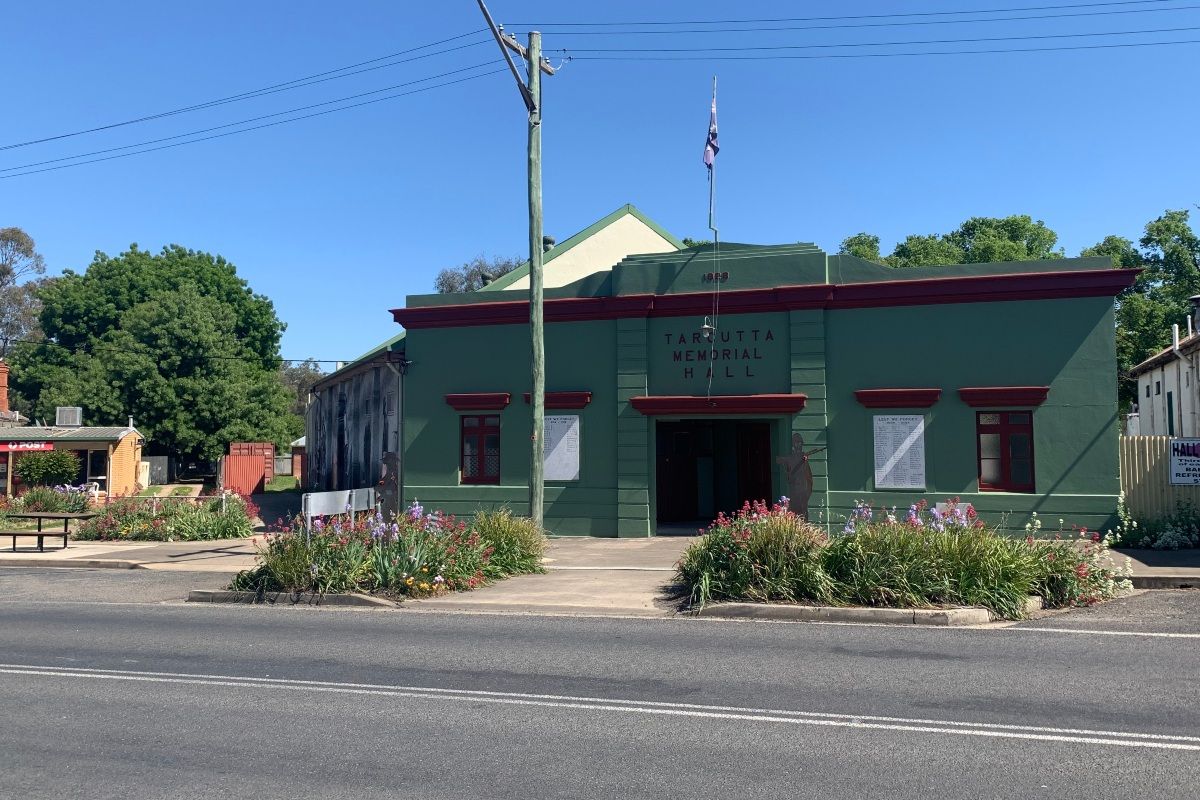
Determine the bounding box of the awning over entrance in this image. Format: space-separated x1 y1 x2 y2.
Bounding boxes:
629 394 807 415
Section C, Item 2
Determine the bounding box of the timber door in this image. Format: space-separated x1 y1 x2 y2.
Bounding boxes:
736 422 773 507
656 423 701 523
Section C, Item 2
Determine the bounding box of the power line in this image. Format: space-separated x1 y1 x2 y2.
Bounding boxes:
0 69 507 180
549 24 1200 53
522 2 1200 35
0 63 501 175
509 0 1184 26
560 37 1200 60
0 29 490 152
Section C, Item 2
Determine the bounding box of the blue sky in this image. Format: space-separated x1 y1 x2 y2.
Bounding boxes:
4 1 1198 365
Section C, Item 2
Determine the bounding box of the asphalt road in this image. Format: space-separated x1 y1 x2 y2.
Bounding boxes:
1 570 1198 799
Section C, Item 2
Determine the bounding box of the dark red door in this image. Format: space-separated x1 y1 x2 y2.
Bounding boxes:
736 422 773 507
656 423 699 523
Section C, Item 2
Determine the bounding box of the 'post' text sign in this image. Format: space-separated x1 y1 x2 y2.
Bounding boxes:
1169 439 1200 485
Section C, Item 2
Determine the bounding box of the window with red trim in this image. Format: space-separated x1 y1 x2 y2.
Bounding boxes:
976 411 1035 493
461 415 500 484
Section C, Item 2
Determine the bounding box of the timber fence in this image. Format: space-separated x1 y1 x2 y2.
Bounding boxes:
1119 435 1200 521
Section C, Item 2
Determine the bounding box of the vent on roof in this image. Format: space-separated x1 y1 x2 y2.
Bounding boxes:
55 407 83 427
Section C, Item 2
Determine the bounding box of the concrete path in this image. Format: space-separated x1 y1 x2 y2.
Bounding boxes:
0 537 260 572
410 536 695 617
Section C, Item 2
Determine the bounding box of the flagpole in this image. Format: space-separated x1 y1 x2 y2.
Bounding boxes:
708 76 717 236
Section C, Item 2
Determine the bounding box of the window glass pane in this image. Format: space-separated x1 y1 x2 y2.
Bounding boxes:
463 417 479 428
979 433 1001 460
1009 433 1031 460
484 434 500 477
980 458 1002 484
1011 459 1032 486
979 413 1001 426
1007 412 1031 425
463 438 478 477
485 416 500 427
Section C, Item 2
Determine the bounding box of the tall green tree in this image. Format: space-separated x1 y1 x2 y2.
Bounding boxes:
10 244 296 459
1088 210 1200 410
280 358 325 418
434 254 521 293
839 215 1064 268
0 226 48 344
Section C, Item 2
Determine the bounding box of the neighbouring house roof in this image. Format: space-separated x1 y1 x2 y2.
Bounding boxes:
314 203 680 391
478 204 684 293
1130 332 1200 376
0 426 142 443
290 436 306 448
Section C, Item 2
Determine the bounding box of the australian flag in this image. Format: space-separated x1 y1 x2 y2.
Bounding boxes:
703 92 718 171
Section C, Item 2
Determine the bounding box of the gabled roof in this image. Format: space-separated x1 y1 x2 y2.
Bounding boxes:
478 204 684 293
0 426 142 442
315 204 680 390
1130 332 1200 376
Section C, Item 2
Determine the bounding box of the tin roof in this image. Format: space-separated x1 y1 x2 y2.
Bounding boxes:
0 426 141 442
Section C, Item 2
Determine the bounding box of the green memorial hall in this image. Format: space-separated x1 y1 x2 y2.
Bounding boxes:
377 232 1137 537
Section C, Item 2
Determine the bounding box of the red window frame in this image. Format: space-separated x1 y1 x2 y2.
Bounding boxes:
460 415 501 485
976 411 1035 493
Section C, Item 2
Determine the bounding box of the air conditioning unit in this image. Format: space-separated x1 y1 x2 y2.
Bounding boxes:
55 407 83 427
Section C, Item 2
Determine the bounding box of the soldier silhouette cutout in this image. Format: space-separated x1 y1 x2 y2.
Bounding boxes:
776 433 826 520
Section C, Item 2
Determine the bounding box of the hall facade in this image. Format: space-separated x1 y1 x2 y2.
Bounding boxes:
391 241 1136 536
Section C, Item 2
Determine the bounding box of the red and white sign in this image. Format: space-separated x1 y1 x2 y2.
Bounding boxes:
0 442 54 453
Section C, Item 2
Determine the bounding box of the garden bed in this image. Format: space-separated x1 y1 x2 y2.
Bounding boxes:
677 499 1132 620
73 494 257 541
229 505 546 600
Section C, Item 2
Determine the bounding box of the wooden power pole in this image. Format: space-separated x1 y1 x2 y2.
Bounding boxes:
477 1 555 529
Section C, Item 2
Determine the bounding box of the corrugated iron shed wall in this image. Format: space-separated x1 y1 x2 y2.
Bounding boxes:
306 365 396 491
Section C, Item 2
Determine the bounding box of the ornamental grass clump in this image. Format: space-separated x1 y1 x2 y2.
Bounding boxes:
74 494 255 541
231 501 547 598
677 497 1131 619
13 485 90 513
677 499 832 608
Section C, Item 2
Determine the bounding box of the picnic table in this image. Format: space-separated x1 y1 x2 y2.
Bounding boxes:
3 511 97 552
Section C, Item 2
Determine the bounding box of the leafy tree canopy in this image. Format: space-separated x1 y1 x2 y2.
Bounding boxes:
839 215 1064 268
434 254 521 293
280 358 325 418
0 226 49 344
1086 209 1200 410
10 244 296 459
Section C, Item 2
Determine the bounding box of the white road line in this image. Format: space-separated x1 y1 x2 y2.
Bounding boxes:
1002 626 1200 638
1 663 1196 752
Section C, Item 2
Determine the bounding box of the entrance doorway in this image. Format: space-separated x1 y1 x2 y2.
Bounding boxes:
655 420 774 529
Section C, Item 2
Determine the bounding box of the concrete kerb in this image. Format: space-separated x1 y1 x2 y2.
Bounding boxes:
693 603 993 626
0 559 145 570
1131 576 1200 590
186 589 398 609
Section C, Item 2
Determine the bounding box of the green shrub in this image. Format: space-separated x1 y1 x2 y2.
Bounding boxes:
74 494 255 541
14 450 80 487
677 498 1132 619
13 485 90 513
678 500 831 607
472 507 546 579
231 503 543 597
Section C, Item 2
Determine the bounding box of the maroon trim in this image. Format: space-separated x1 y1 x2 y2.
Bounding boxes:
629 394 807 415
854 388 942 408
444 392 511 411
958 386 1049 408
391 269 1139 329
522 391 592 409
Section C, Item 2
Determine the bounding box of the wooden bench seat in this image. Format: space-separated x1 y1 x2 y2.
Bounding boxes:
2 531 70 552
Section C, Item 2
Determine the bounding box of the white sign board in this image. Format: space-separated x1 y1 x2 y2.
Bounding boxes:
873 415 926 490
544 415 581 481
1169 439 1200 485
